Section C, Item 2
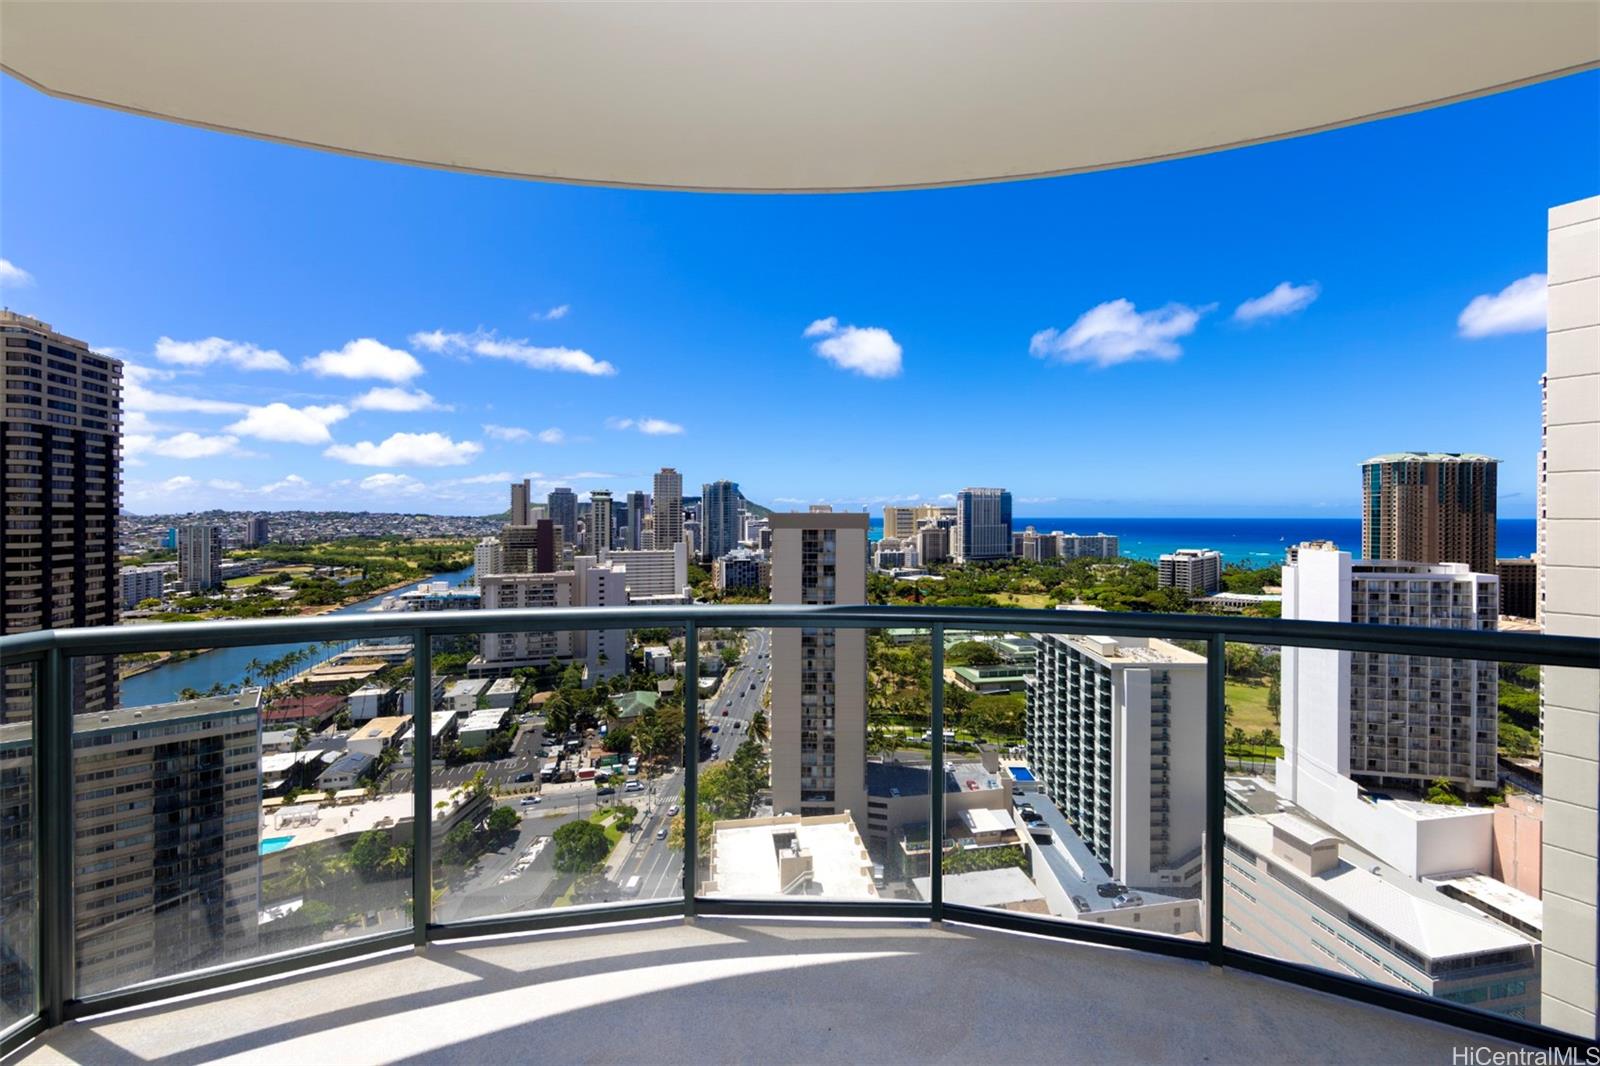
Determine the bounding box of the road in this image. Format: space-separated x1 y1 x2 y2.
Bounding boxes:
700 626 770 764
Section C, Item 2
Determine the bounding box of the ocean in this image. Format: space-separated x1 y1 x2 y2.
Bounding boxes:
867 516 1537 566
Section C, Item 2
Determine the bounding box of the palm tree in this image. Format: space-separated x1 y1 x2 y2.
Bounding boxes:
748 709 769 746
279 849 333 897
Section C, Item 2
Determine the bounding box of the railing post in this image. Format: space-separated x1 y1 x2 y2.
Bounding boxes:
411 629 432 946
682 620 699 917
1205 631 1226 965
929 624 945 923
36 648 73 1026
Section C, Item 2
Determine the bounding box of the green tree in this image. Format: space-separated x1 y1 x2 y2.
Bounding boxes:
553 819 611 872
1425 777 1465 806
135 596 162 610
349 828 391 877
945 640 1004 667
486 805 521 835
748 709 769 745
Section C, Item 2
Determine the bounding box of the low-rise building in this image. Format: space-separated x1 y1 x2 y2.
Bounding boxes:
713 547 771 592
316 751 377 790
703 814 879 899
348 715 411 757
912 866 1047 914
444 678 490 715
347 683 396 723
458 709 509 748
950 663 1029 694
119 565 165 608
483 677 520 709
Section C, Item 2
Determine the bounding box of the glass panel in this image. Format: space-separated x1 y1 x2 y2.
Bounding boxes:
430 623 684 919
940 623 1210 939
697 624 924 903
0 659 37 1033
1223 641 1587 1034
70 638 415 998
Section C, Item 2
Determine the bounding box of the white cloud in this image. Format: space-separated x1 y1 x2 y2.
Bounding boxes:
1030 298 1208 367
483 424 533 442
1233 281 1320 323
351 387 445 412
358 472 426 495
408 329 615 376
1017 496 1059 504
537 427 566 444
123 411 170 434
303 338 424 382
259 474 311 494
804 317 903 378
936 493 957 501
532 304 570 321
324 431 483 467
227 402 350 444
154 336 292 372
772 497 810 505
207 479 246 492
454 471 515 485
0 259 34 287
139 431 243 459
1458 273 1547 338
122 364 253 415
607 416 685 436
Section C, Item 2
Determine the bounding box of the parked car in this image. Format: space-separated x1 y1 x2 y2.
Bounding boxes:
513 772 534 783
596 786 616 797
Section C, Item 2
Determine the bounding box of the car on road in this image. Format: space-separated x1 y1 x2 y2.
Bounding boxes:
668 804 680 816
1096 882 1127 899
710 725 719 733
721 708 728 716
657 827 668 840
520 795 542 805
513 772 534 783
596 786 616 797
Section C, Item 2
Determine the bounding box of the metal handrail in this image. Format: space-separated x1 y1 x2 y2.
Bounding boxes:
2 604 1595 666
1 602 1595 1055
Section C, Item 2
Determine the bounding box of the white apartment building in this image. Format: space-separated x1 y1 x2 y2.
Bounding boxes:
1539 194 1599 1037
1277 548 1501 879
474 572 575 669
954 487 1012 561
1025 630 1208 890
119 565 164 608
769 510 869 821
651 467 684 549
1013 528 1121 562
1158 548 1222 594
915 521 952 565
177 521 223 592
577 555 627 681
474 535 501 577
607 541 690 600
1224 813 1540 1022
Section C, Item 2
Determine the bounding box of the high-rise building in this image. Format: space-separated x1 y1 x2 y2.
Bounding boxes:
547 487 578 551
499 520 559 574
651 468 684 550
476 571 576 668
624 490 649 550
70 689 261 995
885 504 957 541
119 565 165 609
588 489 615 553
1026 631 1207 890
607 542 690 602
1158 548 1223 595
769 510 869 822
177 522 224 592
953 488 1012 562
1539 195 1599 1038
473 535 502 577
1495 558 1539 620
713 547 770 592
700 479 743 562
576 555 627 681
509 479 535 525
1 311 122 720
915 520 953 565
243 514 270 547
1361 452 1499 574
1278 548 1500 830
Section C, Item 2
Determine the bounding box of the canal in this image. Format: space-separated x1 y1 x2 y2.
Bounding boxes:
118 565 475 707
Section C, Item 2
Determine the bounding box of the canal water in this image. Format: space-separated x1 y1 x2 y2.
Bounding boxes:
118 565 475 707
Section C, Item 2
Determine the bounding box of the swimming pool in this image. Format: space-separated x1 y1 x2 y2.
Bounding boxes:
1008 766 1036 782
260 835 295 855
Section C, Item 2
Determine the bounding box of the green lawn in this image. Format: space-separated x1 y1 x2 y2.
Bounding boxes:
989 592 1053 609
1225 679 1276 736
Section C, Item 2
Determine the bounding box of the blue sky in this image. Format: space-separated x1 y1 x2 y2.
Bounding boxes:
2 71 1594 518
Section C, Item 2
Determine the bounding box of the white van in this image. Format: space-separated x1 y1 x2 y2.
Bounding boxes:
622 875 642 898
624 780 644 793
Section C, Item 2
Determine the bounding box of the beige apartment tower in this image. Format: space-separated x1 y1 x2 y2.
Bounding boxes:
1360 452 1499 575
651 467 684 550
1 311 121 721
769 510 869 823
1539 195 1599 1038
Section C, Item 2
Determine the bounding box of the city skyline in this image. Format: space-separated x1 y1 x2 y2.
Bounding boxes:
2 72 1596 518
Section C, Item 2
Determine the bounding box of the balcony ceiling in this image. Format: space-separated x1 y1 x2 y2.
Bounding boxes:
2 2 1597 192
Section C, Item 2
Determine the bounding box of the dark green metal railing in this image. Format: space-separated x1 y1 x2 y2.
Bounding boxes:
1 604 1595 1055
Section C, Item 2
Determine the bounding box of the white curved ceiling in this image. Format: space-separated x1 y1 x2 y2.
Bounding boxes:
2 1 1596 192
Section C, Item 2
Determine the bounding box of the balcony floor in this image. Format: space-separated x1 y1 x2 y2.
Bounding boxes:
13 918 1523 1065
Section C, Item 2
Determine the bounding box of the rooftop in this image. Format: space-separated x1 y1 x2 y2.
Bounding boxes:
867 761 1003 800
1364 452 1501 463
705 814 878 899
912 867 1046 910
353 716 409 742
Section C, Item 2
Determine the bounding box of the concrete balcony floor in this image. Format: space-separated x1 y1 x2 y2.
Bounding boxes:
13 919 1524 1065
